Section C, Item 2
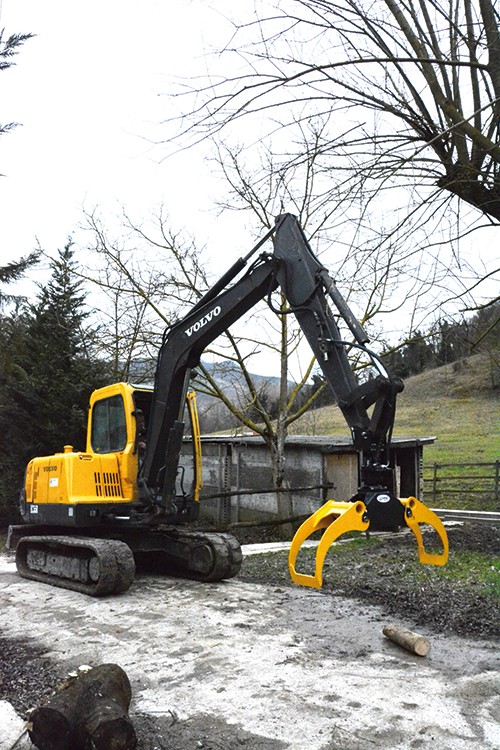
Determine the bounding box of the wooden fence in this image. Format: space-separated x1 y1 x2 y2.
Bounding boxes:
423 461 500 510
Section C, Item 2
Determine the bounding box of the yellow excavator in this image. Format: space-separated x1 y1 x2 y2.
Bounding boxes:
7 214 448 595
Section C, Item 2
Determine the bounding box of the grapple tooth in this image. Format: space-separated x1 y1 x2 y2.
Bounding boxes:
288 500 369 589
400 496 449 566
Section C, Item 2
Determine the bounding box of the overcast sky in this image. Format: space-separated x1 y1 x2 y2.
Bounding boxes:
1 0 245 270
1 0 497 355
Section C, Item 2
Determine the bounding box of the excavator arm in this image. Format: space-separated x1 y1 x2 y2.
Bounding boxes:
272 216 448 585
139 214 448 584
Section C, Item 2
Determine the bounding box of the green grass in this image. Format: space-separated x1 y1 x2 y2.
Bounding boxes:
389 547 500 597
435 551 500 597
291 535 500 596
243 535 499 602
395 397 498 465
394 393 498 509
293 399 499 465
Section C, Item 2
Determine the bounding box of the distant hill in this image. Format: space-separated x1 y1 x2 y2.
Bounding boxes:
127 351 499 465
195 360 281 402
289 352 499 466
401 351 499 400
188 360 283 433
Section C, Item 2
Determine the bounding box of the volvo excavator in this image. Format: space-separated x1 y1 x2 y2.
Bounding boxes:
7 214 448 595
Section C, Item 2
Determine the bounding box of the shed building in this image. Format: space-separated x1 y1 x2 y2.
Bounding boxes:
183 434 435 525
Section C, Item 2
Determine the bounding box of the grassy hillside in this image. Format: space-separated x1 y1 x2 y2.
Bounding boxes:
290 352 499 468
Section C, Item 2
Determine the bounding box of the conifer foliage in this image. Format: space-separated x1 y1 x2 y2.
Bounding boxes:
0 245 110 523
0 29 33 138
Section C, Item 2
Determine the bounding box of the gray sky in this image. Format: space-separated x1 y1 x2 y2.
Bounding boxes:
1 0 497 359
1 0 242 268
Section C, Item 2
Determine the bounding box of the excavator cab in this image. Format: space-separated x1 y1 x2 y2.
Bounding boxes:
87 382 203 520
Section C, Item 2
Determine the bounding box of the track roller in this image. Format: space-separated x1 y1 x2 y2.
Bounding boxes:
129 529 243 582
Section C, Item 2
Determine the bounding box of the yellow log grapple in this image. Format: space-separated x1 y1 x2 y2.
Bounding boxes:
289 496 448 589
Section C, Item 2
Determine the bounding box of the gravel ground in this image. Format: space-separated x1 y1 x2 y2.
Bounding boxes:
237 522 500 639
0 521 498 749
0 637 61 717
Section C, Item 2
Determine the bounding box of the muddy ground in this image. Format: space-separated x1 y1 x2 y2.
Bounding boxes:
238 522 500 639
0 522 498 750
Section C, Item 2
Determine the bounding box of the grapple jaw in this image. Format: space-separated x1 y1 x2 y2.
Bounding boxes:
288 495 449 589
400 496 449 566
288 500 369 589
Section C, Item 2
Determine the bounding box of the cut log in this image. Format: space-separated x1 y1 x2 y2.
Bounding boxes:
383 624 430 656
29 663 136 750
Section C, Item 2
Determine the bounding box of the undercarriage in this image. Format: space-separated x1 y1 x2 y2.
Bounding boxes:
8 525 242 596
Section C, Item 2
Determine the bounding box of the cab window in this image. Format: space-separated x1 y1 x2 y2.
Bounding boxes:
91 395 127 453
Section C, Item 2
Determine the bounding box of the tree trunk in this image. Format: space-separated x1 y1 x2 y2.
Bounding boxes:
269 437 293 540
29 663 136 750
275 295 293 539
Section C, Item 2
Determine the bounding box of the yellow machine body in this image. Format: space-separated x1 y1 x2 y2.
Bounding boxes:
22 382 203 524
24 383 143 513
24 447 132 509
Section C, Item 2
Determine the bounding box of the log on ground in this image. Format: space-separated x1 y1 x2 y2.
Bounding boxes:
29 663 136 750
382 624 431 656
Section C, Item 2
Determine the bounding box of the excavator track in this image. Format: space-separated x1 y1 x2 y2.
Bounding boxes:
128 528 243 583
15 536 136 596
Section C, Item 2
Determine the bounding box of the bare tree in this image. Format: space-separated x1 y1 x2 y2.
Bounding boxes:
208 133 419 528
175 0 499 220
82 123 446 534
79 209 207 382
211 119 470 337
168 0 499 315
83 200 345 533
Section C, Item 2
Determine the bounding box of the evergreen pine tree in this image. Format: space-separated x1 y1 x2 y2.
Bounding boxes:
0 244 110 522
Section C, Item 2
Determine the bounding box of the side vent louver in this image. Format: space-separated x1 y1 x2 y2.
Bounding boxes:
94 471 122 498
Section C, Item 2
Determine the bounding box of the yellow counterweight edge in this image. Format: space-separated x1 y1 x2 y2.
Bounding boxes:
400 496 449 566
288 500 369 589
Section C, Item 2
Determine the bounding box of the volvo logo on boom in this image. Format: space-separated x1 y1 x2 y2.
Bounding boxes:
185 306 221 337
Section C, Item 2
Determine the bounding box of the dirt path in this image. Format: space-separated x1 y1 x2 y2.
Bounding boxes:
0 550 498 750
